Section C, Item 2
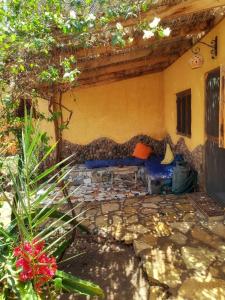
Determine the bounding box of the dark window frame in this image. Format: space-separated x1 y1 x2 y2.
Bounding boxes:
176 89 192 138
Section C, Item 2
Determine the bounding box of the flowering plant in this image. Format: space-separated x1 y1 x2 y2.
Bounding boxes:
0 114 104 299
14 239 57 292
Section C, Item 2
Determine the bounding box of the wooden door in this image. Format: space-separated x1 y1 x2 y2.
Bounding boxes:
205 68 225 205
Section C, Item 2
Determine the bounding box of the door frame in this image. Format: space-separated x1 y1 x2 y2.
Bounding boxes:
204 66 220 194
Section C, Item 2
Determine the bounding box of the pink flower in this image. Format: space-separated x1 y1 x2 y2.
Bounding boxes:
13 239 57 293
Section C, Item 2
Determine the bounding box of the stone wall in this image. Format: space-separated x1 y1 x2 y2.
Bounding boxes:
62 135 167 164
45 134 204 189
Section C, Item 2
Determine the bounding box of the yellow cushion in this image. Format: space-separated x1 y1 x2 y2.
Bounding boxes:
161 144 174 165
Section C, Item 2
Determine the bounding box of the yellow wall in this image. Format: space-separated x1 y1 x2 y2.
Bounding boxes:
61 73 165 144
163 18 225 151
38 18 225 149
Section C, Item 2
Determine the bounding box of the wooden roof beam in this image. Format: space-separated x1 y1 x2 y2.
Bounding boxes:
72 16 214 61
120 0 225 28
79 54 179 79
76 29 204 69
77 61 171 88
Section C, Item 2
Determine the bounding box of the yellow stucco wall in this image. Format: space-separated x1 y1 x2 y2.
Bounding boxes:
61 73 165 144
37 18 225 149
163 18 225 151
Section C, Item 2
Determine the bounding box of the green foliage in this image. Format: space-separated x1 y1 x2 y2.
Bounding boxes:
0 0 168 94
0 0 169 151
56 270 105 297
0 114 104 299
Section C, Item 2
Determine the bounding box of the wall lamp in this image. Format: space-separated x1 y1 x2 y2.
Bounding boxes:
189 36 218 69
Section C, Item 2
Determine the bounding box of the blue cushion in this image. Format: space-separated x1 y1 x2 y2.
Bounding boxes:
85 157 146 169
144 155 176 180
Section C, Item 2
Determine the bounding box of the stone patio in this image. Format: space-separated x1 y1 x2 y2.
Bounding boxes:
71 193 225 300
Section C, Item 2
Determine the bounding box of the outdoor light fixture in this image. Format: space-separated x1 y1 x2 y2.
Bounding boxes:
189 52 204 69
189 36 218 69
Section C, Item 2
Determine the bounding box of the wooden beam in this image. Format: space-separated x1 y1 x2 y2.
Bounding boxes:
120 0 225 28
76 35 194 71
79 54 179 79
78 61 172 87
73 15 215 62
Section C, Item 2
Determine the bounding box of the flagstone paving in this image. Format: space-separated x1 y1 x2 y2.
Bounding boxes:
71 193 225 300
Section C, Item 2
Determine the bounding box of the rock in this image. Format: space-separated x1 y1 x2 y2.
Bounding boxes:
86 208 98 217
145 196 162 204
175 203 194 212
111 224 125 240
183 212 196 222
177 278 225 300
124 198 139 206
142 203 158 209
155 222 172 237
123 206 137 215
126 224 149 234
144 247 182 288
80 219 91 228
209 266 220 277
83 178 92 185
141 208 158 215
0 201 11 229
95 215 108 227
170 222 194 234
191 226 224 250
222 265 225 274
149 287 168 300
181 246 216 271
112 215 122 226
126 214 139 224
101 202 119 214
133 234 157 256
170 231 187 245
207 223 225 240
123 232 138 244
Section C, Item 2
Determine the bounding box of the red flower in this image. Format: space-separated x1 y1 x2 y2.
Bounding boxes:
13 239 57 293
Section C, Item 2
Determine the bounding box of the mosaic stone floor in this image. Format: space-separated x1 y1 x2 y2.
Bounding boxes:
70 193 225 300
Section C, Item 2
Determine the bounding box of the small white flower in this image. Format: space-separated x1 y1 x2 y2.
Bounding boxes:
69 10 76 19
37 189 46 196
63 72 70 79
87 13 96 21
116 22 123 31
128 37 134 44
149 17 161 28
143 30 154 39
163 27 171 37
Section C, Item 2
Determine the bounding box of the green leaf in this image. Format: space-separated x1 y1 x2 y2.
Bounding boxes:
56 270 105 298
52 239 71 259
17 282 39 300
54 277 62 291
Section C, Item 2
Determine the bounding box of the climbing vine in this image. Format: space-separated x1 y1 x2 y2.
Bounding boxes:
0 0 170 160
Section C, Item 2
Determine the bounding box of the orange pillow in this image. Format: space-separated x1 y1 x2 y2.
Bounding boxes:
132 143 153 160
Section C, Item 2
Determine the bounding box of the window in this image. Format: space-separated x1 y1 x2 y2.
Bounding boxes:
176 89 191 137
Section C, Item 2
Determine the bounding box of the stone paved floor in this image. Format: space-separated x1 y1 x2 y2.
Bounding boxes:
72 193 225 300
